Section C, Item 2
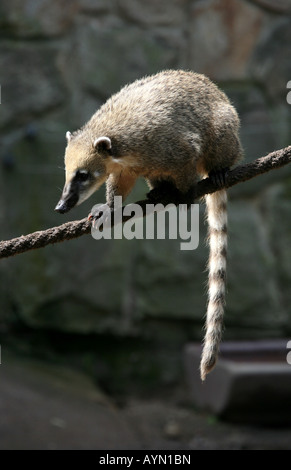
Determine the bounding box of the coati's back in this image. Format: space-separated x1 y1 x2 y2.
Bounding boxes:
57 70 243 380
83 70 242 178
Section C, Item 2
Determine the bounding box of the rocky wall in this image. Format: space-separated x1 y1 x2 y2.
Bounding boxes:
0 0 291 352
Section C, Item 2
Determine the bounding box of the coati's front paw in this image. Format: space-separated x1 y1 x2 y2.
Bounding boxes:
88 203 113 230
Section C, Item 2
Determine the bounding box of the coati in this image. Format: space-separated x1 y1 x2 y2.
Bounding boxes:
55 70 243 380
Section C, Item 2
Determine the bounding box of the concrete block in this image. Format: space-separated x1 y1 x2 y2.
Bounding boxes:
184 340 291 425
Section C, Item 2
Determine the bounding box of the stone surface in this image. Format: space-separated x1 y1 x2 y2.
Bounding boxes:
0 0 79 37
0 355 139 450
189 0 268 80
184 341 291 424
0 0 290 376
249 17 291 103
79 0 116 14
226 200 287 336
0 42 65 128
117 0 188 26
260 182 291 330
64 18 186 100
249 0 291 13
1 353 291 450
135 228 208 321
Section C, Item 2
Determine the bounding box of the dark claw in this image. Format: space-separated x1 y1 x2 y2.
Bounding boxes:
89 207 113 231
208 167 229 189
88 203 112 228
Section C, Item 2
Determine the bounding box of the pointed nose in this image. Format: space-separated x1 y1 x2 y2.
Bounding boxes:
55 199 69 213
54 188 79 213
55 181 79 214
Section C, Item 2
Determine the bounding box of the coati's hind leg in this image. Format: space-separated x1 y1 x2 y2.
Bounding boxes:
146 173 196 206
146 179 185 205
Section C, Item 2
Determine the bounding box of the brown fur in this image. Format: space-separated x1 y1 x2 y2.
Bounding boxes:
56 70 243 379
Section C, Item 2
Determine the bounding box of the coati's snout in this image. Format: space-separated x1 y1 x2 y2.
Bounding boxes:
55 168 106 214
55 133 111 214
55 180 80 213
55 199 74 214
55 168 94 213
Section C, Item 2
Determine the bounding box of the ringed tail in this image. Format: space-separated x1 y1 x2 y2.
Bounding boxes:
200 189 228 381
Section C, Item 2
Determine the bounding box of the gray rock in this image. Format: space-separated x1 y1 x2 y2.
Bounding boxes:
226 200 286 335
116 0 188 27
189 0 268 80
259 183 291 330
0 356 139 449
79 0 116 14
0 42 65 128
135 231 208 321
249 17 291 103
65 18 186 99
0 0 290 349
184 340 291 425
0 0 79 37
223 84 291 199
249 0 291 13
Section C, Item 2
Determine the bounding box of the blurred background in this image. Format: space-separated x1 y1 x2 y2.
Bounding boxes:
0 0 291 450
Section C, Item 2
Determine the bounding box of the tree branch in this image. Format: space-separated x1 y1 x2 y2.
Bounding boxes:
1 145 290 259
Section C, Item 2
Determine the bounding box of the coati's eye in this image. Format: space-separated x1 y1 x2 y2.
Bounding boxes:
76 170 89 182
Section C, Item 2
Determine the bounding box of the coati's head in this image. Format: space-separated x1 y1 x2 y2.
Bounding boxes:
55 131 112 214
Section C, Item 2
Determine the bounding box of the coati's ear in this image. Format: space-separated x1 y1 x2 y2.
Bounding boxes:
66 131 72 143
94 136 112 156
